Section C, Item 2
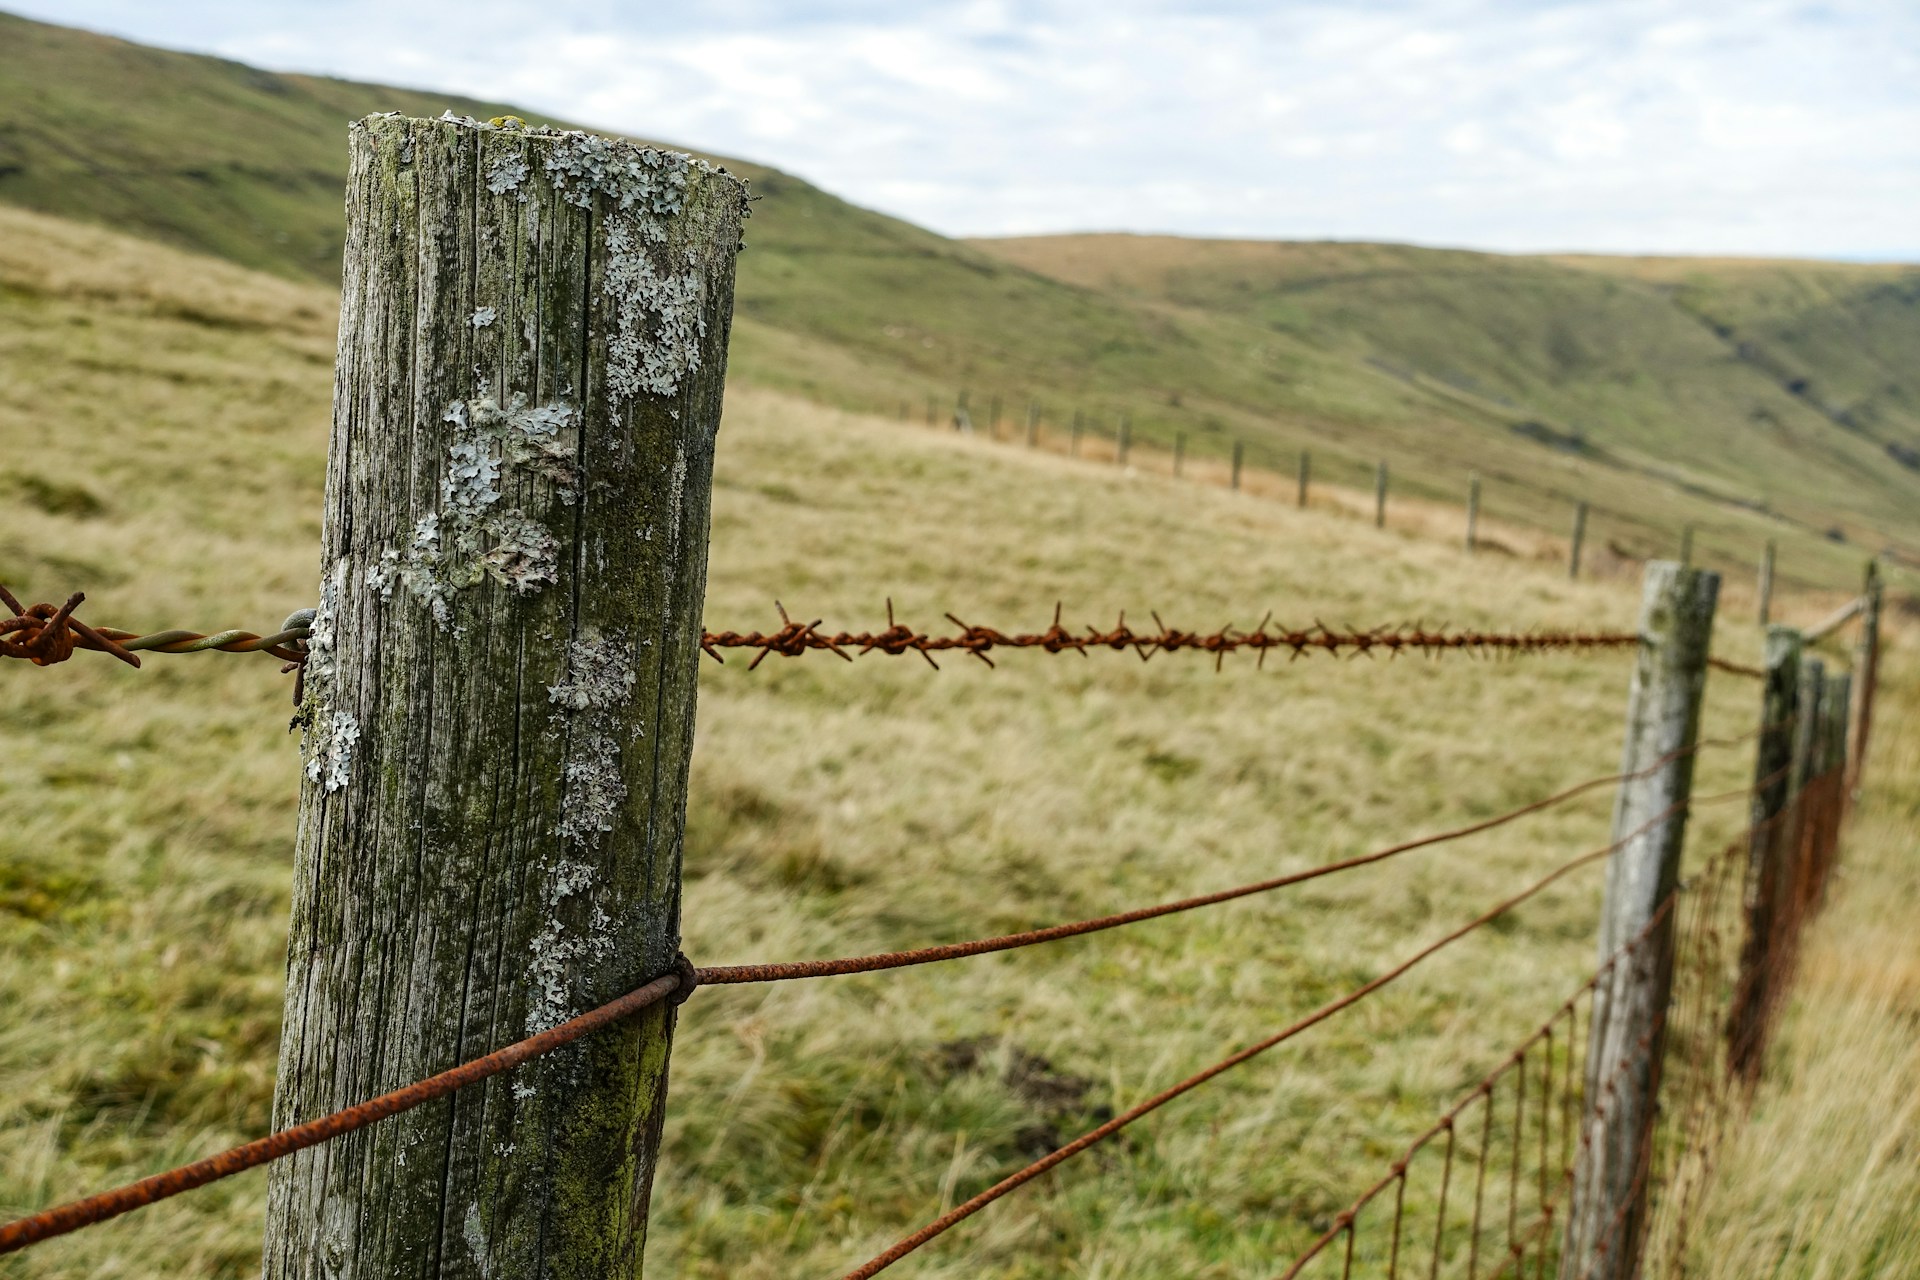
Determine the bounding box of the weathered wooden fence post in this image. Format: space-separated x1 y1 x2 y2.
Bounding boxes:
1117 414 1131 467
1727 625 1802 1082
1173 433 1185 478
1757 541 1775 626
1788 655 1827 903
953 388 973 433
1374 461 1388 528
1231 441 1244 491
1025 401 1040 448
1814 669 1852 901
1465 473 1480 553
1570 501 1589 580
263 115 746 1279
1297 450 1310 508
1850 559 1883 797
1561 562 1719 1280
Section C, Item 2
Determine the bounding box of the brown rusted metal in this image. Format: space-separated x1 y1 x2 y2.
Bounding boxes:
698 738 1764 988
3 587 1767 679
0 581 304 669
702 601 1656 671
835 832 1655 1280
0 587 139 668
0 967 685 1254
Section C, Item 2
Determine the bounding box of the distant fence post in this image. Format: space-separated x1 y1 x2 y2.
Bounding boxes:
1465 473 1480 553
1117 414 1131 467
1727 625 1803 1083
1850 559 1883 797
1026 401 1040 448
1231 441 1245 491
1173 433 1186 478
1560 561 1719 1280
1570 501 1589 580
1814 669 1851 901
1297 450 1310 508
954 388 973 433
1374 461 1388 528
1757 541 1776 626
263 115 745 1279
1789 654 1826 856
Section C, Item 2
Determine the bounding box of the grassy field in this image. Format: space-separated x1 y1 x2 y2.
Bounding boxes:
2 203 1912 1278
3 10 1918 602
1689 647 1920 1277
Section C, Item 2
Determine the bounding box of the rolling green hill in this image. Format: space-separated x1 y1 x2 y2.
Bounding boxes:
1 8 1915 593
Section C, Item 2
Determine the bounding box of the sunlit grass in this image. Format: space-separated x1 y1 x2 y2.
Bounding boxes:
0 205 1904 1279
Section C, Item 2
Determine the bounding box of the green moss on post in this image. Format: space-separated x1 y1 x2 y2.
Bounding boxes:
264 114 746 1279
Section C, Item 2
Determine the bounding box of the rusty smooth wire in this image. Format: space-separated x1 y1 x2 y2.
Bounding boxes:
1276 886 1690 1280
835 807 1685 1280
0 967 688 1254
698 734 1762 987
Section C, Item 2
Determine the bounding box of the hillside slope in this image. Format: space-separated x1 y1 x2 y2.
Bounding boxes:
2 9 1915 594
1 195 1851 1280
976 235 1920 564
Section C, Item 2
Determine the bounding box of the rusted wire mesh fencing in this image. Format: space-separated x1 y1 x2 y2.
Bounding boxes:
1274 767 1847 1280
0 734 1757 1257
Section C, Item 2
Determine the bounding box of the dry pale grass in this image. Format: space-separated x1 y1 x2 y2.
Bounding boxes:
0 208 1891 1279
1688 650 1920 1279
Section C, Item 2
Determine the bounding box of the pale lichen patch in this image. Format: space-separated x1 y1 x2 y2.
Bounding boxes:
526 858 619 1034
297 565 356 792
547 635 638 845
604 226 706 404
470 306 496 329
305 709 359 794
485 151 529 196
463 1202 490 1279
376 396 579 628
542 133 689 218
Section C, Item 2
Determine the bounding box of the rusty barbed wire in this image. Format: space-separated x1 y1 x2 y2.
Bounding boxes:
702 600 1651 671
1 588 1767 678
0 583 309 669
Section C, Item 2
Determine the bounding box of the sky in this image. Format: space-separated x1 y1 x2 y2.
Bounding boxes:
12 1 1920 259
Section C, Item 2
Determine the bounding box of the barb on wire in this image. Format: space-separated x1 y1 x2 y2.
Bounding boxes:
0 582 309 669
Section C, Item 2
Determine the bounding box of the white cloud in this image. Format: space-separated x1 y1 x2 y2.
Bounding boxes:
11 0 1920 258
